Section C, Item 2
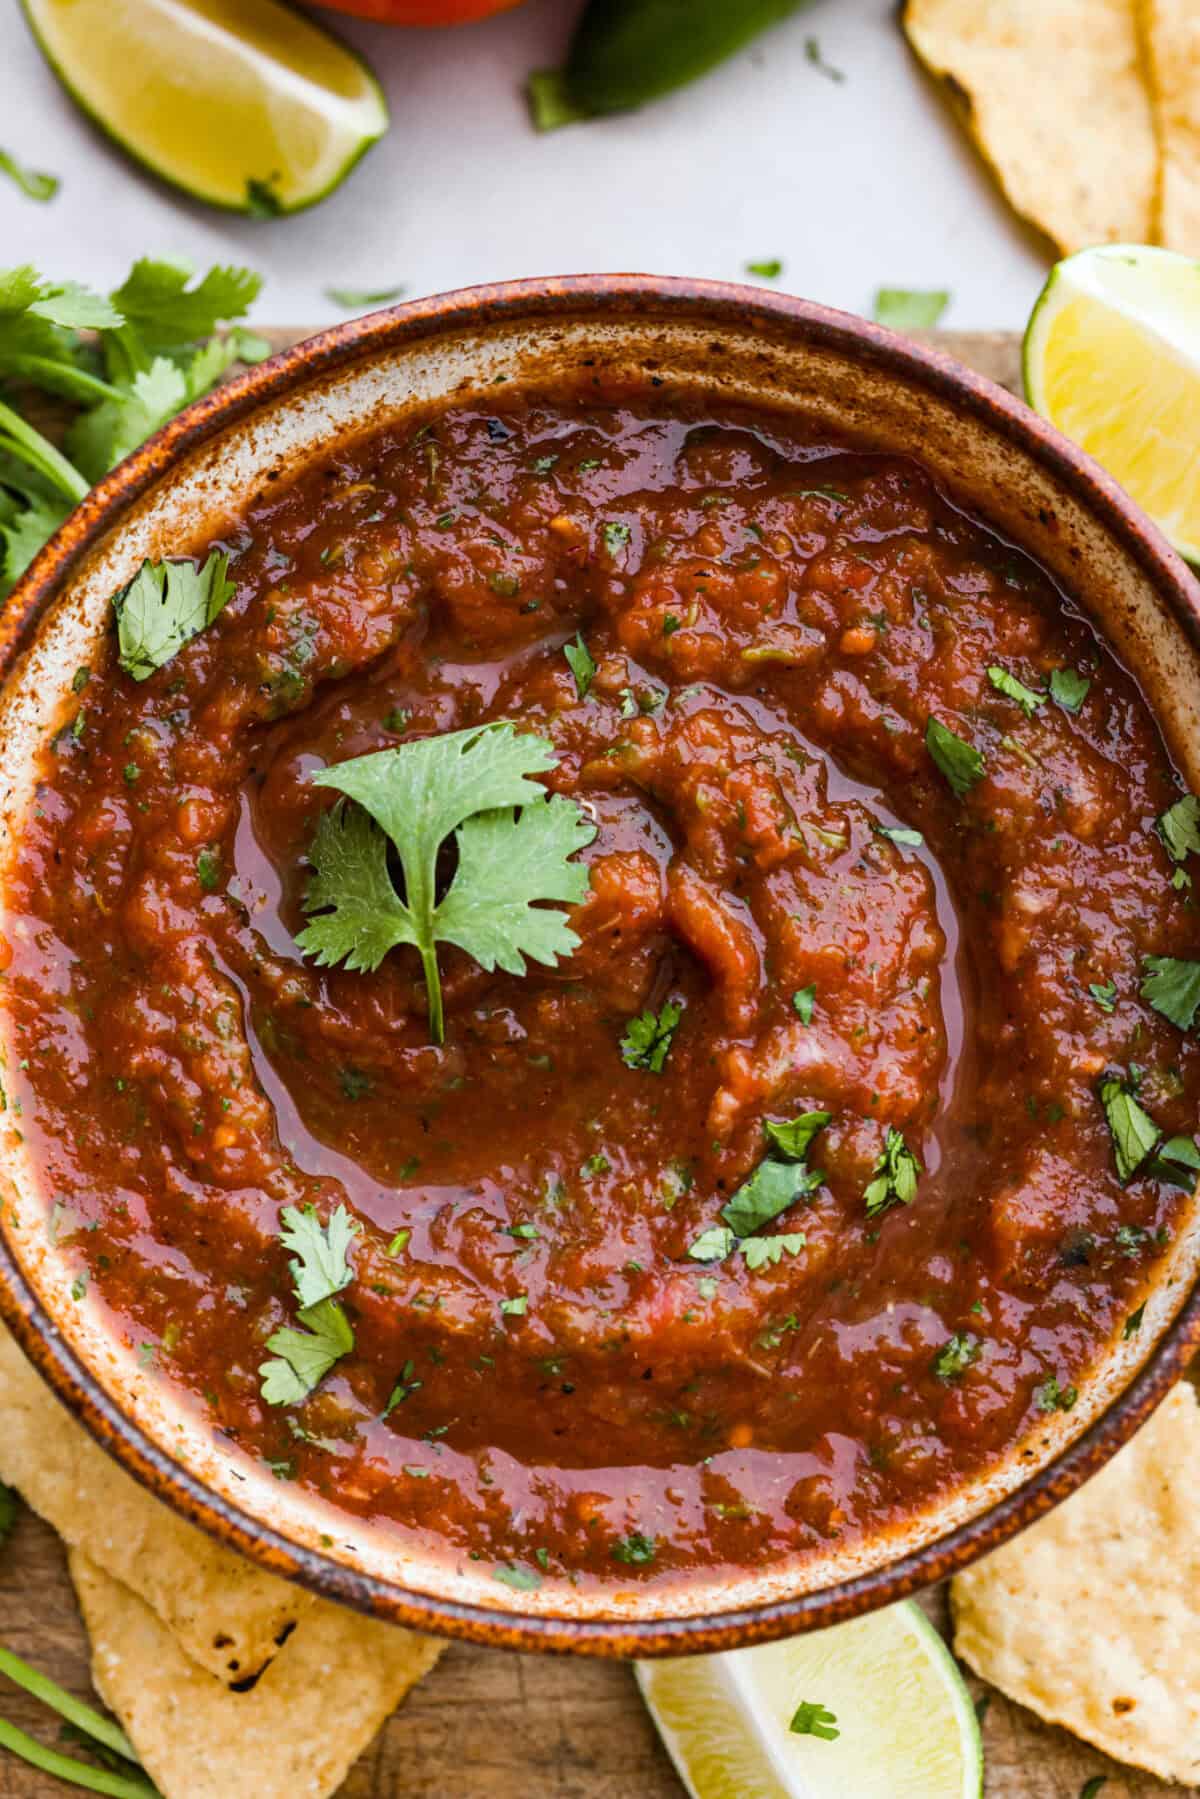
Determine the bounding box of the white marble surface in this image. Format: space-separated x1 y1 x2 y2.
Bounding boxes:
0 0 1050 331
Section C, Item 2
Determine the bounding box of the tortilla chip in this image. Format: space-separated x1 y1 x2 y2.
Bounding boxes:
1140 0 1200 253
0 1322 312 1683
952 1382 1200 1783
903 0 1157 254
71 1551 443 1799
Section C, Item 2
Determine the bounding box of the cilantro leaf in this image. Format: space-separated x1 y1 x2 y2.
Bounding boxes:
299 724 595 1042
1147 1133 1200 1189
790 1701 839 1740
763 1111 830 1161
690 1113 827 1262
688 1226 738 1263
620 1000 683 1072
564 632 596 698
113 551 235 681
987 664 1043 717
1098 1077 1161 1183
259 1297 354 1406
745 259 783 279
1089 980 1117 1013
933 1332 979 1382
1049 667 1090 712
792 985 816 1023
106 258 261 363
1141 955 1200 1031
278 1203 358 1310
0 151 58 204
863 1125 921 1217
325 285 406 309
295 800 415 973
742 1230 807 1269
926 717 983 796
603 520 630 556
436 793 595 971
873 823 923 848
1158 794 1200 867
872 288 949 330
722 1158 823 1238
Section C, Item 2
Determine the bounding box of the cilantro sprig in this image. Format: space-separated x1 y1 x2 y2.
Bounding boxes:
297 724 596 1043
0 258 266 597
259 1204 359 1407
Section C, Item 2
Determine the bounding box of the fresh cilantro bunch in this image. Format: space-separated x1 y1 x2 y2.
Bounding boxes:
297 723 597 1043
0 257 267 596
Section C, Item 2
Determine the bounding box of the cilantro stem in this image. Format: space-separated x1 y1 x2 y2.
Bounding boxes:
0 399 89 504
420 942 444 1044
0 1644 138 1763
0 356 124 408
0 1717 156 1796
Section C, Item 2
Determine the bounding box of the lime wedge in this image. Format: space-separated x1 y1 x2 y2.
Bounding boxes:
20 0 387 215
636 1600 982 1799
1023 245 1200 563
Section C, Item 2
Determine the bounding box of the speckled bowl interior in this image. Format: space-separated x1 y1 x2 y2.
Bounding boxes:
0 277 1198 1655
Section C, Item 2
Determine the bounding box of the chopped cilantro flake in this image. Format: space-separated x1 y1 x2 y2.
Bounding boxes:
926 717 983 796
792 985 816 1023
863 1126 920 1218
933 1332 979 1382
1049 667 1090 712
987 664 1043 717
620 1000 683 1073
790 1701 840 1740
872 288 949 330
611 1531 656 1565
1141 955 1200 1031
563 632 596 698
1098 1078 1161 1183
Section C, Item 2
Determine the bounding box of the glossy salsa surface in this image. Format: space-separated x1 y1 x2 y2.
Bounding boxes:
5 382 1197 1591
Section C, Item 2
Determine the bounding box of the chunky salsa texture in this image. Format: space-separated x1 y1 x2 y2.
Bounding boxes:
5 383 1199 1590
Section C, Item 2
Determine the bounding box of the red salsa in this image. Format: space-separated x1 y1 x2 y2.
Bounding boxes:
5 383 1198 1589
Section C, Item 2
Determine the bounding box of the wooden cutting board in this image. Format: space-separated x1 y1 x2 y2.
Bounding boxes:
0 328 1184 1799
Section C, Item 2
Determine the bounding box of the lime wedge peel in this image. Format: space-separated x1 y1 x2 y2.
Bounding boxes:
636 1598 983 1799
20 0 388 215
1023 245 1200 565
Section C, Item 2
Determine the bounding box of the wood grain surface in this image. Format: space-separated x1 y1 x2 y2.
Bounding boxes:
0 327 1185 1798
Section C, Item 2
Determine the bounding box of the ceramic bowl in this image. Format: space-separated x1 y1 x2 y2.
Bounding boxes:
1 276 1199 1655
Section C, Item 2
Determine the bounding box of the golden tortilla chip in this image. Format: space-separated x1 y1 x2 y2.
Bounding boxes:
903 0 1157 254
952 1382 1200 1783
0 1322 311 1684
72 1551 443 1799
1140 0 1200 253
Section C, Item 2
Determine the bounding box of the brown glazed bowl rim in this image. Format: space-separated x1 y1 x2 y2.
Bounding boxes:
2 273 1199 1658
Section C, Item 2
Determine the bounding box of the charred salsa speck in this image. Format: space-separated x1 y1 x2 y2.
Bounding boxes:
5 383 1200 1588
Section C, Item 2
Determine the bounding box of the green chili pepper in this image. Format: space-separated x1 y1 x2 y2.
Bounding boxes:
562 0 809 118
